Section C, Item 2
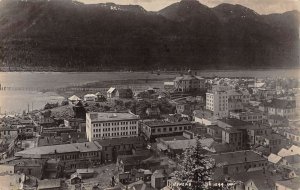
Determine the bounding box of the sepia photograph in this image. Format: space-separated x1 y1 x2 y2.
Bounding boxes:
0 0 299 189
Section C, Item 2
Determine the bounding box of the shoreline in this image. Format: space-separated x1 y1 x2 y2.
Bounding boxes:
0 67 300 73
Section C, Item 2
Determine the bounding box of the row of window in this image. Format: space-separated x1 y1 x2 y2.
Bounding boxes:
93 121 137 127
150 125 191 133
93 126 137 132
52 152 98 160
93 131 137 138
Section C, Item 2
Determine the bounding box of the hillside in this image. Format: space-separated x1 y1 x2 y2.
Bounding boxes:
0 0 298 71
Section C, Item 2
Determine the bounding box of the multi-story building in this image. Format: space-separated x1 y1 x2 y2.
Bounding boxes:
211 150 268 177
227 89 250 111
230 110 264 123
15 142 102 174
247 124 272 146
140 120 193 141
255 133 289 154
86 112 139 142
206 91 228 118
217 118 253 151
284 128 300 143
259 98 296 119
96 136 146 163
173 71 205 92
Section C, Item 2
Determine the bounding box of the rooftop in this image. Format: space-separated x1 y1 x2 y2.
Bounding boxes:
211 150 266 166
218 118 251 127
15 142 101 158
87 112 139 122
143 120 191 127
268 153 282 164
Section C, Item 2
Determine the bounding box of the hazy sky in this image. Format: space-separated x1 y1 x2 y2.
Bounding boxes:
79 0 300 14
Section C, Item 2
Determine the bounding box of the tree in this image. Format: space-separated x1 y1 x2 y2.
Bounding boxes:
175 136 215 190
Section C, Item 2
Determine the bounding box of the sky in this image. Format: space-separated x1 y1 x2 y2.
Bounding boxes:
79 0 300 14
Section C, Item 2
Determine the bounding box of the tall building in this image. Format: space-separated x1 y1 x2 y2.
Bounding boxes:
206 91 228 118
86 112 139 142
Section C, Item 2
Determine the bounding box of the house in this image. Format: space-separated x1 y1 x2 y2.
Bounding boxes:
95 92 106 102
146 106 161 119
175 99 202 116
64 117 86 132
254 133 289 154
228 169 283 190
7 158 46 179
206 125 222 140
68 95 81 104
0 125 18 139
247 124 273 146
117 89 133 99
70 173 82 185
107 87 117 99
84 94 97 102
284 128 300 144
151 170 168 189
268 115 289 127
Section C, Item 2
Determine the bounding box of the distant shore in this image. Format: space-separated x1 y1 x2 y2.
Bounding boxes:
0 66 300 73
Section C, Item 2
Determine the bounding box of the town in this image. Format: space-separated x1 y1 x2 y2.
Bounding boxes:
0 70 299 190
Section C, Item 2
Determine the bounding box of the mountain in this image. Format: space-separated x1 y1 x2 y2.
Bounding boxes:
0 0 298 71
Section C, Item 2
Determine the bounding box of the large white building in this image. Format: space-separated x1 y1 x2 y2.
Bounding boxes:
206 91 228 118
86 112 139 142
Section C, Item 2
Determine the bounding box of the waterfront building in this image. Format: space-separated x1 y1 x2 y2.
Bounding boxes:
173 70 205 92
86 112 139 142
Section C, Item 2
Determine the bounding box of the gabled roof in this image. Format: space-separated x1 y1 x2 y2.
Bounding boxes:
268 153 282 164
278 148 291 157
107 87 116 93
68 95 81 101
